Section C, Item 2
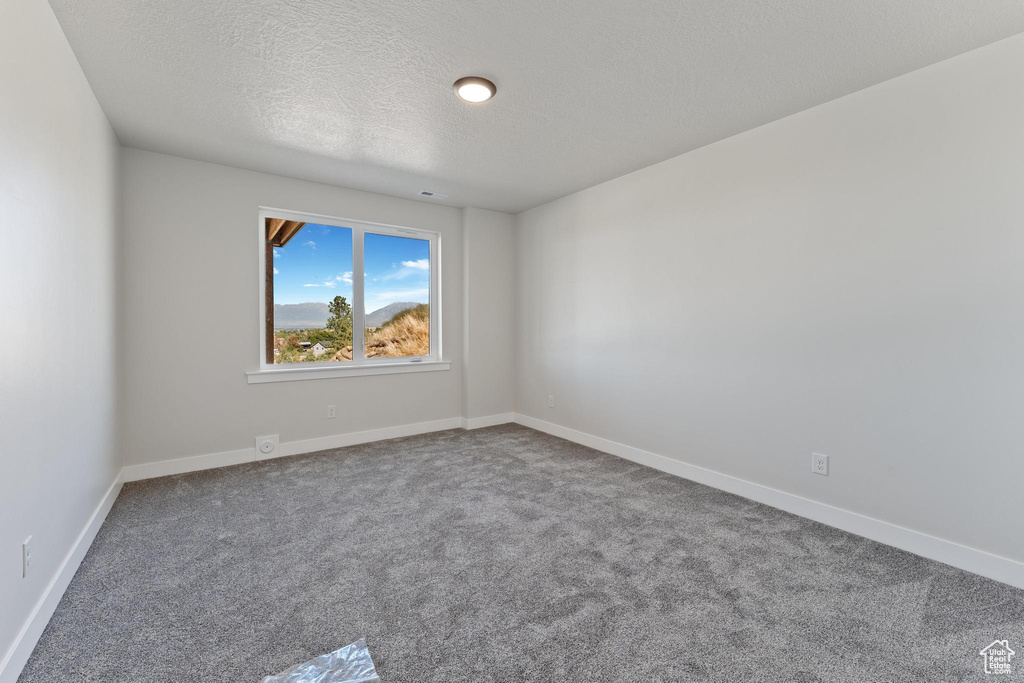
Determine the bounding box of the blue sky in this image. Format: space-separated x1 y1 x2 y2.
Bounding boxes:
274 223 429 312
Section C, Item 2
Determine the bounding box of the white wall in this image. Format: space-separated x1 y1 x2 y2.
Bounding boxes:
515 34 1024 565
0 0 121 676
462 208 515 422
120 149 470 467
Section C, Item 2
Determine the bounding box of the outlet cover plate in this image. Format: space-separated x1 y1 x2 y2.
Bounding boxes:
256 435 279 459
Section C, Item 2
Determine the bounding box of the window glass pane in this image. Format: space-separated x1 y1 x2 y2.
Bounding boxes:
268 220 353 364
363 232 430 358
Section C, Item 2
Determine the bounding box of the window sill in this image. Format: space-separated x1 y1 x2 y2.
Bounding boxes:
247 360 451 384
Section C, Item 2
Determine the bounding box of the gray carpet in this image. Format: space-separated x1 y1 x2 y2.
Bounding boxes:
19 424 1024 682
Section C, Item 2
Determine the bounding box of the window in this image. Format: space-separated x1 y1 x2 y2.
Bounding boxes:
253 208 444 382
363 232 431 359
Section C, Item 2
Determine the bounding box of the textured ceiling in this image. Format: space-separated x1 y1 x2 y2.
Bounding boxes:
49 0 1024 213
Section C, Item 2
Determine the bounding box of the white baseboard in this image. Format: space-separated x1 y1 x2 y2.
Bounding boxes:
462 413 515 430
272 417 463 460
514 413 1024 590
123 417 466 480
123 447 255 482
0 471 124 683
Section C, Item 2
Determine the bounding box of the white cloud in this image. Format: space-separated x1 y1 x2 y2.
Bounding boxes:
273 248 282 259
379 260 430 281
302 283 319 287
273 267 279 275
336 271 353 284
323 280 335 288
365 288 429 311
375 288 428 299
302 240 316 249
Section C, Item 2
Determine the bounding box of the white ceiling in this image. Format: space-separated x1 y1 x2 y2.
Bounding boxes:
49 0 1024 214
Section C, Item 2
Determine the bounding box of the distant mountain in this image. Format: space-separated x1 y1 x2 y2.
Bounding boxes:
274 300 423 330
366 302 422 327
274 302 328 330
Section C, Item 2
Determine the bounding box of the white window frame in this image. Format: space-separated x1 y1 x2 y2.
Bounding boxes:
247 207 448 384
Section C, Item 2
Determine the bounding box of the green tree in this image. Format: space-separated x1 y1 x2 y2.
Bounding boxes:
326 295 353 345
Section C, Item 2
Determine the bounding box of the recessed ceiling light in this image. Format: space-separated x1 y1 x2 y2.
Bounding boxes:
453 76 496 103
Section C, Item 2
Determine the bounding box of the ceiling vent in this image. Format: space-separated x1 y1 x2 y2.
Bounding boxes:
419 190 448 199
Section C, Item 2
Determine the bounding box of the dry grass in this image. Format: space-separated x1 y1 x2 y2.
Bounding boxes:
366 311 429 357
331 305 429 360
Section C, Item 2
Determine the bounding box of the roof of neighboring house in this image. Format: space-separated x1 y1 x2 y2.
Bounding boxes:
312 341 331 348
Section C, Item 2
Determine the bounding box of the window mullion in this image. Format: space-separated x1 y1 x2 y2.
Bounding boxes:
429 235 438 359
352 227 366 363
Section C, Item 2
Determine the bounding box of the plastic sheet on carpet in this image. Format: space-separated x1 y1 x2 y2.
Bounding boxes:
261 638 379 683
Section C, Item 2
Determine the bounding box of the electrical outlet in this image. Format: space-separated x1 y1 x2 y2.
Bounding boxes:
547 395 555 408
22 536 32 578
812 453 829 476
255 435 279 459
327 404 336 419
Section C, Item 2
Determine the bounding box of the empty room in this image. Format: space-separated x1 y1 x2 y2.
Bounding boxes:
3 0 1024 681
